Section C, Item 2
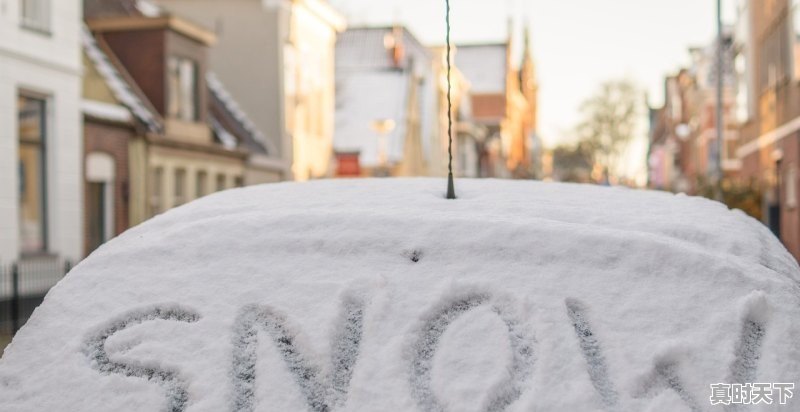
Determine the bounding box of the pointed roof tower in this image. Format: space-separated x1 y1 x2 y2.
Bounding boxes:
519 22 538 135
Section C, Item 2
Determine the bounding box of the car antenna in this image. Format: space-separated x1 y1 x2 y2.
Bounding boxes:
445 0 456 199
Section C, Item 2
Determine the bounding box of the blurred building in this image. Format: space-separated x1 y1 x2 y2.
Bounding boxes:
83 3 278 254
648 70 703 193
0 0 83 264
455 24 539 179
81 27 161 253
648 29 740 194
334 26 435 177
430 46 482 178
153 0 345 181
735 0 800 258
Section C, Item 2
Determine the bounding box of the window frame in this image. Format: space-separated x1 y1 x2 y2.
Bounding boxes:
85 152 116 251
792 0 800 81
150 166 164 216
196 170 208 198
167 55 199 122
786 164 798 209
174 168 187 206
20 0 52 35
17 93 49 255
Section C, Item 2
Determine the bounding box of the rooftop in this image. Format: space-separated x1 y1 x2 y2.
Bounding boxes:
454 43 507 94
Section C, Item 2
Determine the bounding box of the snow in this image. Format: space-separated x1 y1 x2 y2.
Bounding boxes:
454 45 507 94
135 0 164 17
210 117 239 151
206 73 276 155
335 27 436 168
1 179 798 412
81 99 133 124
334 71 410 166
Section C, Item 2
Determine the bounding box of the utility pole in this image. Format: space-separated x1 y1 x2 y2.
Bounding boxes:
714 0 724 201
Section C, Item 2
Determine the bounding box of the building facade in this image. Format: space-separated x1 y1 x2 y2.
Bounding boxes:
648 28 742 195
81 25 162 254
154 0 345 181
0 0 83 263
83 4 279 239
85 14 246 220
430 45 482 178
455 25 539 179
334 26 436 177
736 0 800 258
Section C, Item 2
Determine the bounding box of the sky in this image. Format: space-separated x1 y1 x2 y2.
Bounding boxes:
329 0 738 182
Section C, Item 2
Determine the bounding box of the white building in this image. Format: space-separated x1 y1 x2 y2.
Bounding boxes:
334 26 436 177
0 0 83 264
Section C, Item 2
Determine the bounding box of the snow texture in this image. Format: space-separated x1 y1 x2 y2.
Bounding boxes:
0 179 799 412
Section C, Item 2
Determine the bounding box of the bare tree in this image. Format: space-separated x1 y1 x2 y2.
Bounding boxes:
576 79 641 180
552 142 595 183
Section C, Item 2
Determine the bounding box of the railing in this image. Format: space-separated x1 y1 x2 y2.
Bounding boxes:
0 258 70 341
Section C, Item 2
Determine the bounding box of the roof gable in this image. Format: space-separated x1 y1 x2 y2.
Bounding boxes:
81 26 162 132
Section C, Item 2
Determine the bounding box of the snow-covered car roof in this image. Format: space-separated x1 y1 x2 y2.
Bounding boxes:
1 179 798 411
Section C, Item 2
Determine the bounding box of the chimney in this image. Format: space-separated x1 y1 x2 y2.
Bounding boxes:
383 26 405 68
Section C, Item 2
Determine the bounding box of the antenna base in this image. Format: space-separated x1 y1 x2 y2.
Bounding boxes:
446 173 456 199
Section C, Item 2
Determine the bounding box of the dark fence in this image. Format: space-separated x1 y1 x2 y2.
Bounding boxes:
0 258 70 338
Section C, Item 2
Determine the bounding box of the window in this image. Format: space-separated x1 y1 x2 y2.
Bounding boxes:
150 167 164 216
735 53 750 124
87 183 107 252
196 171 207 198
216 174 226 191
760 18 790 89
167 56 198 121
787 165 797 209
18 95 47 254
794 0 800 79
174 169 187 205
21 0 51 33
234 176 244 188
667 78 681 121
86 152 116 253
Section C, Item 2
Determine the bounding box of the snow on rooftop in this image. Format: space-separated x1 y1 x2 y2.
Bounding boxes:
336 27 431 72
81 99 134 124
335 27 437 168
209 117 238 151
135 0 163 17
206 73 276 155
334 72 409 166
455 44 508 94
1 179 798 411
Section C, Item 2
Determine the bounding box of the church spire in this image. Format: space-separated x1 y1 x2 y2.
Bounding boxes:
522 22 532 61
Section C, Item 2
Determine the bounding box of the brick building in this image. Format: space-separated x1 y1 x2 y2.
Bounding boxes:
81 27 161 254
455 25 539 179
647 33 740 195
736 0 800 258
